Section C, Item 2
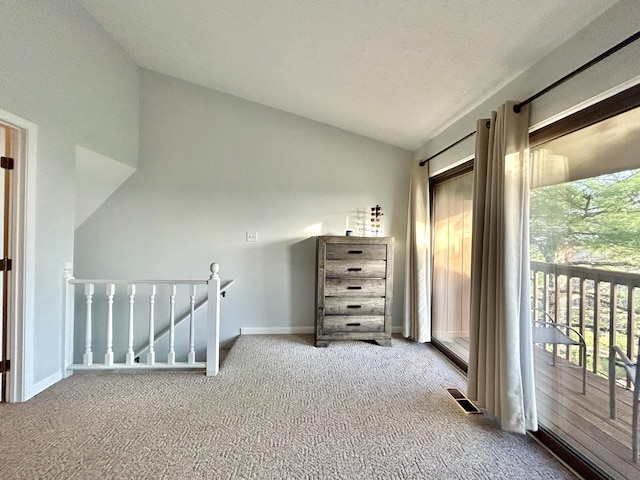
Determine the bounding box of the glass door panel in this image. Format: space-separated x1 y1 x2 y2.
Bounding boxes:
431 169 473 363
530 104 640 478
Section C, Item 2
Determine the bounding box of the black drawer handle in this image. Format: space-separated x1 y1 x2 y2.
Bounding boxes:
347 286 362 290
347 305 362 309
347 267 362 272
346 322 361 327
348 250 363 254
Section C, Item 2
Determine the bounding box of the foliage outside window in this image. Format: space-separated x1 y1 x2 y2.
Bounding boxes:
530 105 640 377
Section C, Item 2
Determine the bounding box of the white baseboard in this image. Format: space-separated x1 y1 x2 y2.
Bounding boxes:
25 370 63 401
240 325 404 335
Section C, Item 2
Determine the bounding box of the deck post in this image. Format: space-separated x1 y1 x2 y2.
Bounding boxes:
206 263 221 376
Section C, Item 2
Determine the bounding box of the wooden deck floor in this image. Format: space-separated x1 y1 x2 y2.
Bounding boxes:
435 336 640 479
534 347 639 479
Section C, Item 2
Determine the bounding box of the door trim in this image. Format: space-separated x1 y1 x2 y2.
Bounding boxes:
0 109 37 403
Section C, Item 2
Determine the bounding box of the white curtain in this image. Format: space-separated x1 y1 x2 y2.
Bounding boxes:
403 160 431 342
467 101 538 434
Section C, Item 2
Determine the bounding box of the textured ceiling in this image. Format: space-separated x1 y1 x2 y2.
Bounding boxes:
77 0 618 150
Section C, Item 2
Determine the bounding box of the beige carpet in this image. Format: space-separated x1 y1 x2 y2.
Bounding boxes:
0 334 575 479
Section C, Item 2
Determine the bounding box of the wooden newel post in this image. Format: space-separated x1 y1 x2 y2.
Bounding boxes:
206 262 221 376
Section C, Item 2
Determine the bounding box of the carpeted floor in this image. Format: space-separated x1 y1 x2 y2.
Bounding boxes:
0 334 575 479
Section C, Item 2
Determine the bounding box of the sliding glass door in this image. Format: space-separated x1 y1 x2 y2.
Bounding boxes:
431 164 473 365
529 86 640 479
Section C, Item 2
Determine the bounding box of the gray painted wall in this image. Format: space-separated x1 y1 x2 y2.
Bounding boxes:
74 70 413 351
0 0 140 397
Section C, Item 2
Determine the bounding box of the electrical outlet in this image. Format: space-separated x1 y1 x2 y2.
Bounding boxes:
246 232 258 242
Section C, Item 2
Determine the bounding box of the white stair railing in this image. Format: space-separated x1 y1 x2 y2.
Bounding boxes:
134 297 207 361
64 263 234 376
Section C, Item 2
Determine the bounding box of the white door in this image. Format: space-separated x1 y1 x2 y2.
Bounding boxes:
0 111 33 403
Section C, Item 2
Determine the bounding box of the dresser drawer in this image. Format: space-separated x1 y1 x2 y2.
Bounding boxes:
326 243 387 261
324 297 385 315
325 260 386 278
324 278 386 296
323 315 385 333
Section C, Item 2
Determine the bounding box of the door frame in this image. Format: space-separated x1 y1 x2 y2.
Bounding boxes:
428 159 474 373
0 109 37 403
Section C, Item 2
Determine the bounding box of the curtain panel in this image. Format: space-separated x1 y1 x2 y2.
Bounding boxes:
467 101 538 434
403 160 431 343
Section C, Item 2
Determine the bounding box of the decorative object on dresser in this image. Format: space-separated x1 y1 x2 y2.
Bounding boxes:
370 204 384 236
315 236 394 347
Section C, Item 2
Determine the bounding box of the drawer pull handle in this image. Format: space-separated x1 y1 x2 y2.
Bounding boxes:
346 322 361 327
347 268 362 272
347 286 362 290
348 250 363 254
347 305 362 309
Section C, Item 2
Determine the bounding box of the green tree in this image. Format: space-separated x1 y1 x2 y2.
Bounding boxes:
530 169 640 271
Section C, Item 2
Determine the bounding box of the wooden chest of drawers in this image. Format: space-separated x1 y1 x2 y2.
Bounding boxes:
315 236 394 347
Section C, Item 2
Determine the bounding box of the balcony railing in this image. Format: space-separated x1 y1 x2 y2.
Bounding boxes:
530 260 640 380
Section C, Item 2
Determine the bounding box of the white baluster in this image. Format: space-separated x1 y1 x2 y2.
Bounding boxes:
104 283 115 366
206 263 221 376
147 284 156 365
125 284 136 365
63 262 75 376
83 283 94 366
167 284 176 365
188 284 196 364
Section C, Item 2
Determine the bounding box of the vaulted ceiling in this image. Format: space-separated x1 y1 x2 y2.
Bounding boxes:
78 0 619 150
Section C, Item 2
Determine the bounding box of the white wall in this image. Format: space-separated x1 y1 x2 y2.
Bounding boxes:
0 0 140 398
416 0 640 176
74 70 412 350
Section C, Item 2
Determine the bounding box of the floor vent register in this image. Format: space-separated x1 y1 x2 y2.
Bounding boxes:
445 387 482 414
